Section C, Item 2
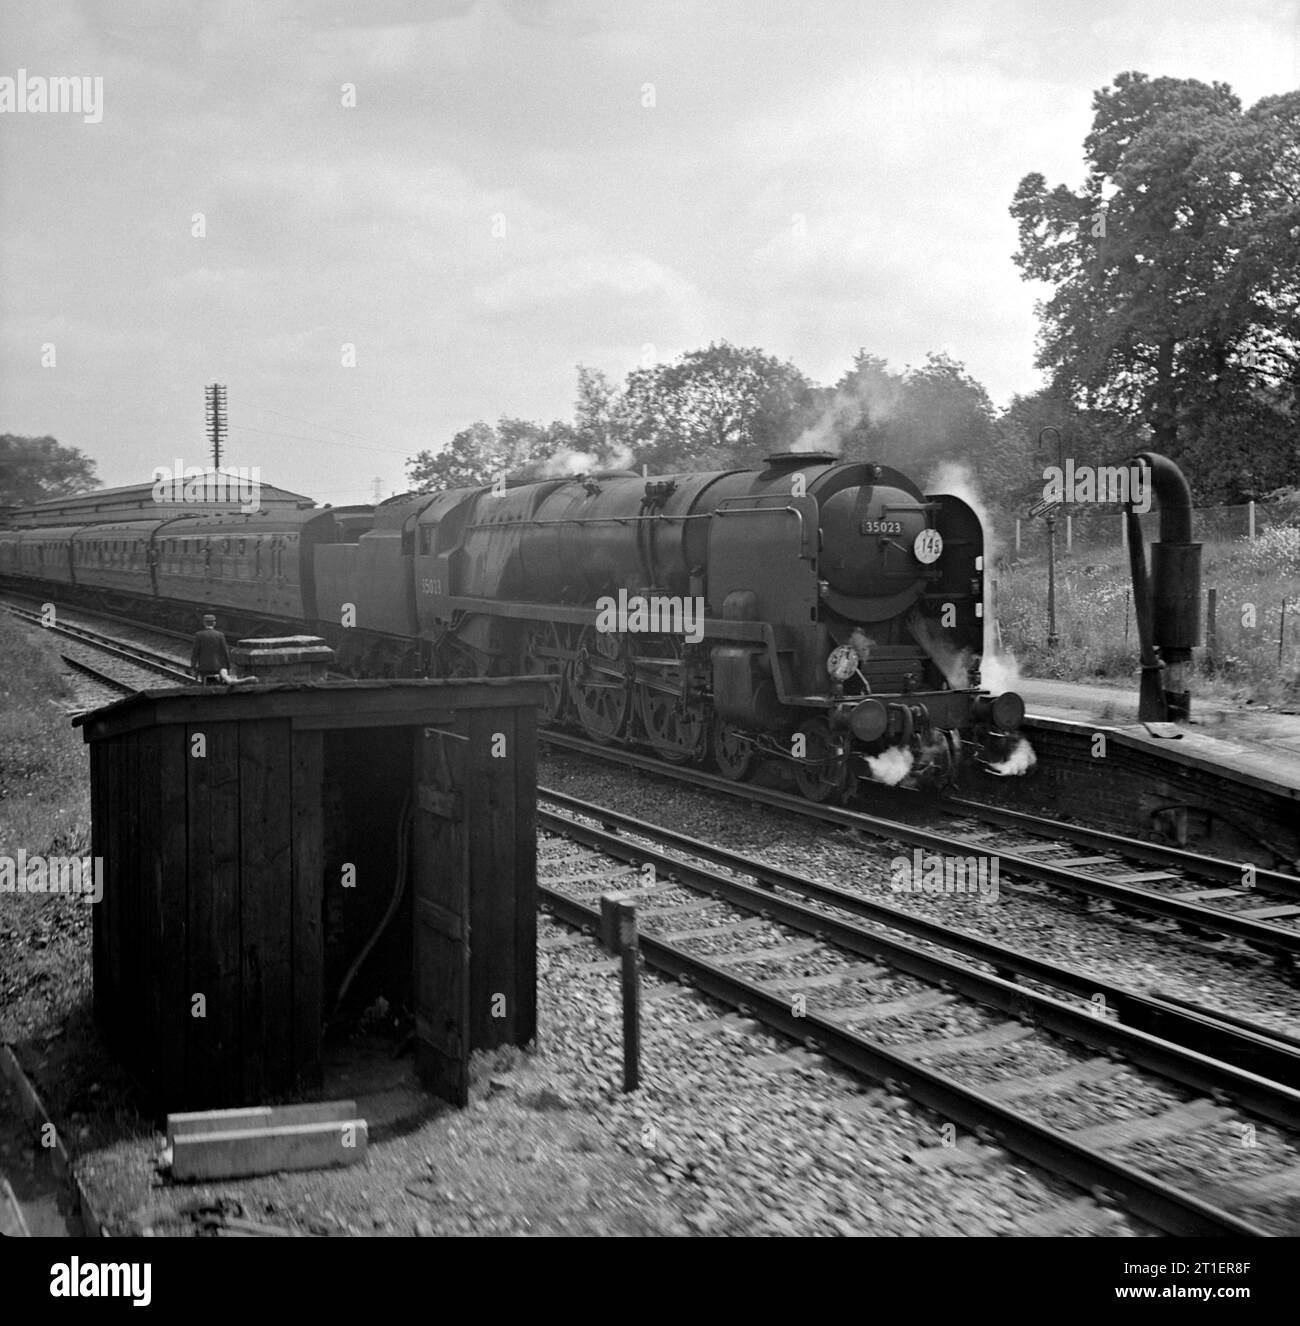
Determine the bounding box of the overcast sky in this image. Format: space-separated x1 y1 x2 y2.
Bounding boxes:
1 0 1296 503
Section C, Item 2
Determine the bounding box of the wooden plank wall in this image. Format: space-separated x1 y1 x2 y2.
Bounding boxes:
90 689 538 1112
411 721 471 1106
93 715 322 1109
237 720 293 1102
290 730 324 1089
90 741 111 1035
186 720 243 1106
154 722 189 1103
465 705 537 1053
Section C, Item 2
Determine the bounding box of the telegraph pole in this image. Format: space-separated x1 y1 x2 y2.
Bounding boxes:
205 384 228 469
1037 426 1065 648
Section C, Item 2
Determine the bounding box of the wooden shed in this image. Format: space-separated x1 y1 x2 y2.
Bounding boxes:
74 678 546 1112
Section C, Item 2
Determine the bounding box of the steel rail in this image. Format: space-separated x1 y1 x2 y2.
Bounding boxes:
540 799 1300 1129
58 655 136 695
539 880 1272 1237
5 606 192 683
540 730 1300 959
939 794 1300 898
539 788 1300 1094
0 588 193 644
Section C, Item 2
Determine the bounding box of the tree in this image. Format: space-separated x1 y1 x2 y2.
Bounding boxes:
799 350 998 478
1011 72 1300 499
0 434 99 507
795 352 905 458
615 341 816 471
984 389 1149 512
572 365 630 465
886 352 998 477
405 417 577 490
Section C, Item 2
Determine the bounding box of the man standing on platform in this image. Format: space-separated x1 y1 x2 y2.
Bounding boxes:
191 614 231 685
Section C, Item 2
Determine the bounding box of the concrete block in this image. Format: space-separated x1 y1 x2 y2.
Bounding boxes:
166 1102 367 1181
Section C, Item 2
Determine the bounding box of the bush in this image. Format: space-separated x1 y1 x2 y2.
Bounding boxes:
0 613 89 855
995 536 1300 705
1237 525 1300 576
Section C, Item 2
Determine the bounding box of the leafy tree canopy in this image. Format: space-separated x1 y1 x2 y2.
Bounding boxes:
0 434 99 508
406 417 579 491
615 341 816 472
1011 70 1300 500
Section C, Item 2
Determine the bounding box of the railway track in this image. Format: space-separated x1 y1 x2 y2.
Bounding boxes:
5 603 193 694
538 791 1300 1237
0 587 193 646
540 730 1300 969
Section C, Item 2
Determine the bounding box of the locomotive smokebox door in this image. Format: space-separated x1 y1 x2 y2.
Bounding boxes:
412 722 472 1105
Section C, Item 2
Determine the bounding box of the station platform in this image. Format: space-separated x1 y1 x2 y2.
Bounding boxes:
1015 677 1300 797
980 677 1300 869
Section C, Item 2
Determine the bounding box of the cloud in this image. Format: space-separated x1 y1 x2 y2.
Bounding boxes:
474 252 697 310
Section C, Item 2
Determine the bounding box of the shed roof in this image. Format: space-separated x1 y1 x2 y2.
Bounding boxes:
74 677 550 742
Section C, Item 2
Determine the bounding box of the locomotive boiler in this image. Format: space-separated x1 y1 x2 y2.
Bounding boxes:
1 452 1025 797
314 450 1024 796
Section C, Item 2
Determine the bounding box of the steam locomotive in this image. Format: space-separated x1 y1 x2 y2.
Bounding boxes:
0 451 1025 796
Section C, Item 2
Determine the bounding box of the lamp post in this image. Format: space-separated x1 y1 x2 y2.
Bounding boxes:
1038 427 1064 648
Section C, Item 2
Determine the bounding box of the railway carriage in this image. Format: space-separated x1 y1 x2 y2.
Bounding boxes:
146 507 351 623
1 454 1023 795
3 526 80 587
70 520 166 601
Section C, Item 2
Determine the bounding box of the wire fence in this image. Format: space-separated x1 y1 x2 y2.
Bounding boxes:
999 501 1295 561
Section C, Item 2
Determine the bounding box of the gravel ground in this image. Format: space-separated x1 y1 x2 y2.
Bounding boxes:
539 751 1300 1042
6 620 1292 1236
55 901 1155 1238
537 750 1300 1234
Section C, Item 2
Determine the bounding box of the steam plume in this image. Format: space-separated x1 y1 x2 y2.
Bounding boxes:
530 442 637 478
865 746 914 786
986 737 1036 776
789 376 901 456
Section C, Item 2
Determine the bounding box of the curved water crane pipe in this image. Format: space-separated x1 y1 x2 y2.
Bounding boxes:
1125 452 1201 722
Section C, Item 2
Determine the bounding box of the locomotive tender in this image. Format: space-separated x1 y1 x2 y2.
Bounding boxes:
0 452 1025 796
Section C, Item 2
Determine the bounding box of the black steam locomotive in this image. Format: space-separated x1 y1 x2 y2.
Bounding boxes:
0 452 1024 796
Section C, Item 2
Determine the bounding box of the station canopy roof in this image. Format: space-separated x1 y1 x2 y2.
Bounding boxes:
4 473 318 527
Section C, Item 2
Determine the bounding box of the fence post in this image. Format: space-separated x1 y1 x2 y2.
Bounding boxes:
600 891 624 954
1206 587 1217 657
1249 500 1256 541
1281 599 1288 667
1066 514 1073 554
600 892 642 1091
1120 513 1127 549
617 900 641 1093
1015 518 1021 555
